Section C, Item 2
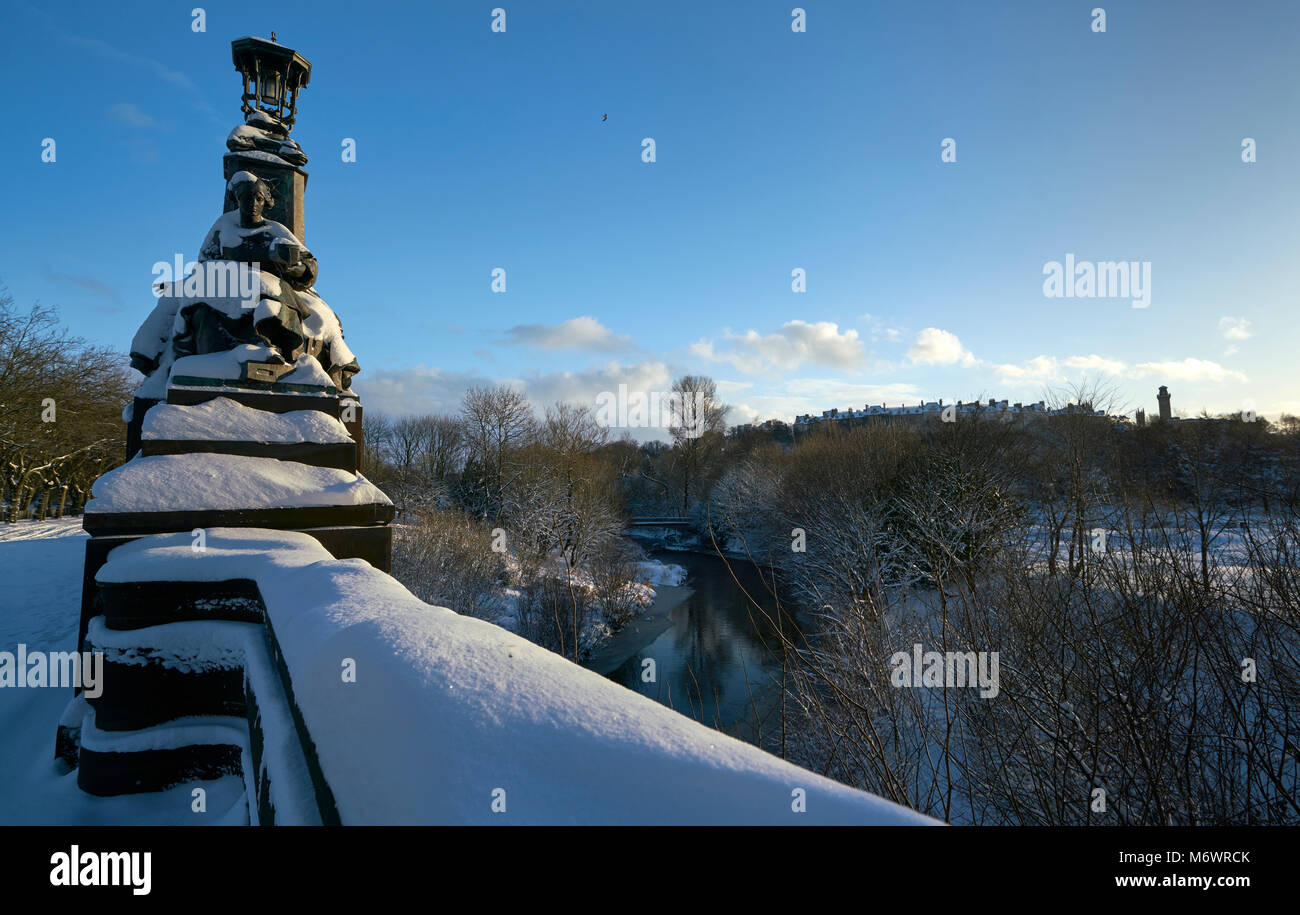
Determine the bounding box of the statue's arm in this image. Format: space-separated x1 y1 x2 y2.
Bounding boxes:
296 250 319 288
281 248 318 288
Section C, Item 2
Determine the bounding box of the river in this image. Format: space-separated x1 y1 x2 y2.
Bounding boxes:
585 547 800 743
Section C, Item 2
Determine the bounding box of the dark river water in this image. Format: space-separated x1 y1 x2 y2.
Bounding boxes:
602 548 799 739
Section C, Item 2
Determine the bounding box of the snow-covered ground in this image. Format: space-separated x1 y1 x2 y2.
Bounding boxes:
0 519 247 824
0 519 935 825
255 548 934 825
635 559 687 587
0 517 85 543
472 548 687 653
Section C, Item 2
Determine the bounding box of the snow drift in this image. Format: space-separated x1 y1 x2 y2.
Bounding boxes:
85 454 389 514
94 529 936 825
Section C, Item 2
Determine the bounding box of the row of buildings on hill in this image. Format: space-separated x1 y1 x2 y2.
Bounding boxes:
791 397 1110 430
734 387 1190 437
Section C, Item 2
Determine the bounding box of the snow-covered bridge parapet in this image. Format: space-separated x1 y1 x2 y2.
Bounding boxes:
93 529 935 825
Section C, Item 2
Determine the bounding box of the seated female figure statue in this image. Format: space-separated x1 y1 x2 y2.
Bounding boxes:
170 171 358 389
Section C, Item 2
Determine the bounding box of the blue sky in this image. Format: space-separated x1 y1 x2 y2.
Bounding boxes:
2 0 1298 431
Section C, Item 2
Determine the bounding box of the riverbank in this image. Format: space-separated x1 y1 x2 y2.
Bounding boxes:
584 581 693 675
626 526 751 561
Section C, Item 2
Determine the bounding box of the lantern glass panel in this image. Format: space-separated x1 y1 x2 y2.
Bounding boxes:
258 70 283 105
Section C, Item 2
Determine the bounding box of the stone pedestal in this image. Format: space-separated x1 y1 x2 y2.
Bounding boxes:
62 390 391 802
164 385 364 465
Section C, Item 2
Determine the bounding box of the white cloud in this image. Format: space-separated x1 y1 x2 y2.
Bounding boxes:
992 353 1243 387
689 338 760 374
993 355 1064 386
990 353 1126 387
107 102 156 128
782 378 924 402
351 365 489 417
502 316 633 352
1131 358 1248 384
907 328 976 366
1218 316 1253 341
859 313 904 344
506 361 674 411
1064 354 1127 375
353 360 674 423
60 31 223 125
65 34 198 90
1262 399 1300 417
694 320 867 373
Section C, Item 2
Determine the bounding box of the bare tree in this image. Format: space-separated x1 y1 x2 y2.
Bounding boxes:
391 509 506 620
460 385 536 521
712 406 1300 825
1 290 133 520
668 374 727 515
359 410 394 494
423 414 466 481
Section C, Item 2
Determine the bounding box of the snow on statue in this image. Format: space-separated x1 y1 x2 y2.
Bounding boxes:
130 171 358 400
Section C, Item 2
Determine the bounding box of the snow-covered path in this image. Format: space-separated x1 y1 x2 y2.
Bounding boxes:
0 519 247 824
0 517 85 542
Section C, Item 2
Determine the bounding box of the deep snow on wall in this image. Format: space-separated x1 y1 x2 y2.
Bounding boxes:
71 527 938 825
254 552 936 825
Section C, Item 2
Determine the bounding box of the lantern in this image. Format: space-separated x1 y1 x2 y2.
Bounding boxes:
231 36 312 132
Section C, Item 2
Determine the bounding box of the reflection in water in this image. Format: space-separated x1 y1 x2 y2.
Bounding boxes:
607 549 799 740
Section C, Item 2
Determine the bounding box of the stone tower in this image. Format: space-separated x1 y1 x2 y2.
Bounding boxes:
1157 385 1171 422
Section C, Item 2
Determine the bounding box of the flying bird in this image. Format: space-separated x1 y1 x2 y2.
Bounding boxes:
602 113 608 122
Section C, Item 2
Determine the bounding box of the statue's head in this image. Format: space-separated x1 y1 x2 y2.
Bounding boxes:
229 171 274 226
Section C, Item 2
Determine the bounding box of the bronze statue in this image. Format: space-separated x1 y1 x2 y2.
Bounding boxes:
165 171 358 389
129 36 357 398
175 172 316 363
